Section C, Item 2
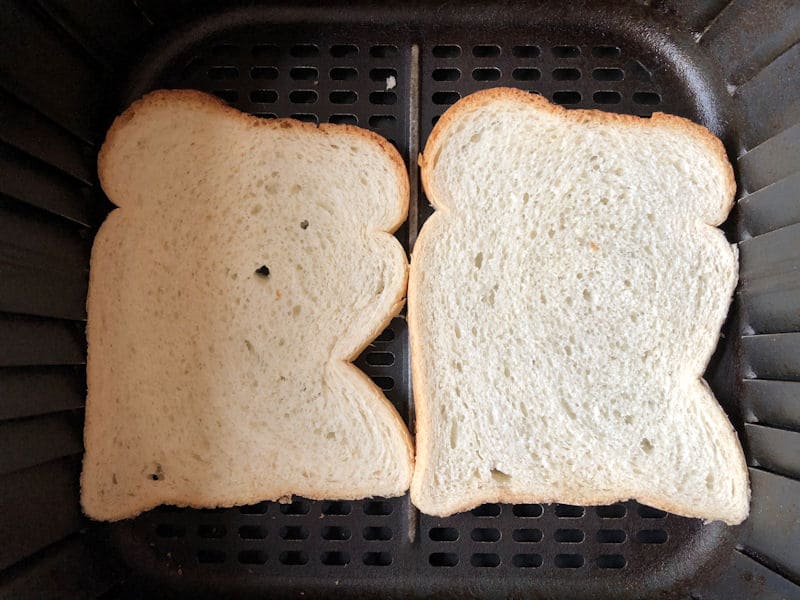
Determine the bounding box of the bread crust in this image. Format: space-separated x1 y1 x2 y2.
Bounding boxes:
411 88 746 524
419 87 734 222
99 89 409 232
84 89 413 520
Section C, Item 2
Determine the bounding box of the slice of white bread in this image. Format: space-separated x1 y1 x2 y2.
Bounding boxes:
81 90 414 521
410 88 749 524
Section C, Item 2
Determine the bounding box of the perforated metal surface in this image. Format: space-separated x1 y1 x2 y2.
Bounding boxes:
102 11 748 598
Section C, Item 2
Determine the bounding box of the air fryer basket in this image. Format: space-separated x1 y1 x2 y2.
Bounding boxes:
0 1 798 598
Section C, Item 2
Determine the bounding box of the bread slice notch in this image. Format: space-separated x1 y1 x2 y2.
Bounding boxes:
81 89 413 521
410 87 749 525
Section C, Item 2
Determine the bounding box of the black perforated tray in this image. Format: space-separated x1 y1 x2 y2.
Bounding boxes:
74 3 787 599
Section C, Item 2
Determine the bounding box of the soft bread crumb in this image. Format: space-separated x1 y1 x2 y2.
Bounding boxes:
81 89 414 521
409 88 748 525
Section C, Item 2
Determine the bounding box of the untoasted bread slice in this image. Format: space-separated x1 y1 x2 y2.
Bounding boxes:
81 90 414 521
409 88 749 524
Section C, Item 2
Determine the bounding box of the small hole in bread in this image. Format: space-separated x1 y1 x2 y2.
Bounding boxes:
149 463 164 481
490 468 512 484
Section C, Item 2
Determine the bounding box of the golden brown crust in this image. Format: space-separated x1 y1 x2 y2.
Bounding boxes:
86 89 413 521
411 88 743 524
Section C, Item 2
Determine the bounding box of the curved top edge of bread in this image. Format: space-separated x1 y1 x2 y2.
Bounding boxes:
419 87 735 225
98 88 410 234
